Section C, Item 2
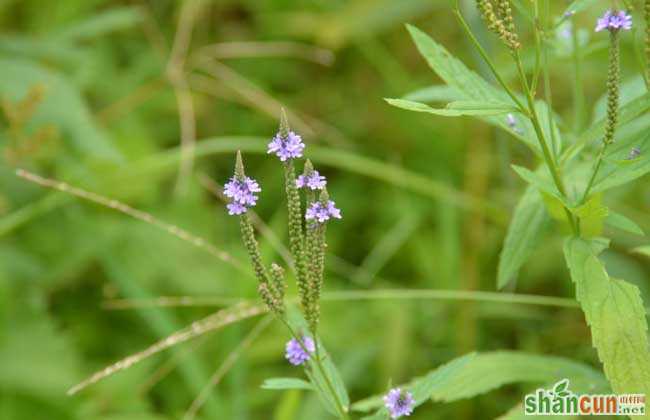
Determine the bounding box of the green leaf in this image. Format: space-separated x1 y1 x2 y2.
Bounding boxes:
591 133 650 193
605 211 644 236
286 307 350 416
53 7 143 41
385 98 517 117
497 186 549 289
561 0 599 16
562 92 650 162
541 193 569 222
405 25 506 102
261 378 314 391
429 352 606 403
511 165 565 204
563 237 650 397
632 246 650 257
402 85 462 103
352 352 606 413
355 353 475 417
570 194 608 238
405 25 542 153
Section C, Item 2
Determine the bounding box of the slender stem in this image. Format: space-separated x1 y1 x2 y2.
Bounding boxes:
453 6 528 114
279 318 349 419
513 52 578 234
311 336 349 419
581 150 605 202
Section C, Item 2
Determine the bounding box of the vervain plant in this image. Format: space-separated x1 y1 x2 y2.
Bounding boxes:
11 2 650 419
386 0 650 417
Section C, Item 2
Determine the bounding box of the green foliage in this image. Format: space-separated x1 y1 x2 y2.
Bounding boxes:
2 1 650 419
356 353 475 419
564 238 650 396
605 211 644 236
262 378 314 391
386 98 518 117
511 165 565 204
570 193 608 238
497 186 549 289
405 25 542 152
353 351 606 416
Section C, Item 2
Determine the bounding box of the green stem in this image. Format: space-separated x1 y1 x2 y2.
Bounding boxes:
312 337 349 419
513 52 578 234
280 319 349 420
453 5 528 114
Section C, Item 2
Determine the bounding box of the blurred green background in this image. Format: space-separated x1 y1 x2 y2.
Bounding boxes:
1 0 649 419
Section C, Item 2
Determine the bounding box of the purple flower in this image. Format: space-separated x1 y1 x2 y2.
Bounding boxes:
226 202 247 215
267 131 305 161
305 200 342 223
383 388 415 419
224 176 261 215
285 336 315 366
296 170 327 190
595 10 632 32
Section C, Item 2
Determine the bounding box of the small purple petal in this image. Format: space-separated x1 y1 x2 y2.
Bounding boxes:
268 131 305 161
296 170 327 190
227 202 247 215
305 200 342 223
285 336 315 366
224 175 261 216
383 388 415 419
595 9 632 32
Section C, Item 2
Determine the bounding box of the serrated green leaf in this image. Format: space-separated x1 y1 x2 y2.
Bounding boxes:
261 377 314 391
564 238 650 399
497 186 549 289
605 211 644 236
385 98 517 117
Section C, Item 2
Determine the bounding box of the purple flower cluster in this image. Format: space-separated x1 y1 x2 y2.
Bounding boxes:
383 388 415 419
306 200 342 223
224 176 261 215
296 170 327 190
285 336 315 365
268 131 305 161
595 10 632 32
